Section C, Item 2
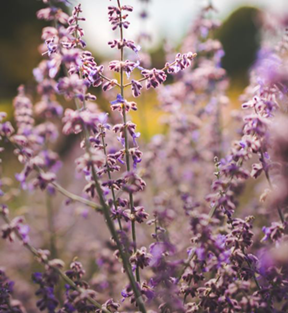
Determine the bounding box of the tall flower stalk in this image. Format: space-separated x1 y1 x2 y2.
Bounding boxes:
116 0 141 283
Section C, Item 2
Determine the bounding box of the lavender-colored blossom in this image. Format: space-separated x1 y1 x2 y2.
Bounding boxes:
62 108 100 135
37 7 69 24
108 39 140 53
88 65 104 87
110 94 137 113
57 74 88 100
32 272 59 312
165 52 197 74
261 222 285 243
131 79 143 97
141 68 167 89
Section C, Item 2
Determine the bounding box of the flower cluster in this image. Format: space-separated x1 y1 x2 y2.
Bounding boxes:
0 269 25 313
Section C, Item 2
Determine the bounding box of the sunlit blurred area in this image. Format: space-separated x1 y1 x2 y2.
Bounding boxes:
0 0 287 135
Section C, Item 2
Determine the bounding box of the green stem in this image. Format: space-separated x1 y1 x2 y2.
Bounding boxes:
101 134 122 230
176 250 195 283
46 193 57 259
260 149 285 224
253 104 285 225
51 181 102 211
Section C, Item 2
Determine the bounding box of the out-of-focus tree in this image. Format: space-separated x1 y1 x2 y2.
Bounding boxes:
216 7 261 89
0 1 48 98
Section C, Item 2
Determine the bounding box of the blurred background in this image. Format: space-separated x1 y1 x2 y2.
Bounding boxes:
0 0 286 104
0 0 287 170
81 0 286 55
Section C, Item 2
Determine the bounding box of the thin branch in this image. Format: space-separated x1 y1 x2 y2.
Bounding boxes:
99 72 121 88
123 59 179 89
51 181 102 211
7 139 102 212
259 149 285 224
175 250 196 284
101 134 123 230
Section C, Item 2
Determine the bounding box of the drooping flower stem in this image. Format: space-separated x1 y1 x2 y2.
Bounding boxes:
117 0 140 283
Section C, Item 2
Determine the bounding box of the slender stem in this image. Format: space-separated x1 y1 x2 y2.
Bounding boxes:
245 253 261 290
51 181 102 211
176 250 195 284
209 203 217 218
259 149 285 224
117 0 140 283
253 105 285 224
101 134 122 230
209 158 240 219
278 205 285 224
123 74 147 88
46 192 57 259
209 160 222 218
0 213 111 313
99 72 121 88
43 137 57 259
